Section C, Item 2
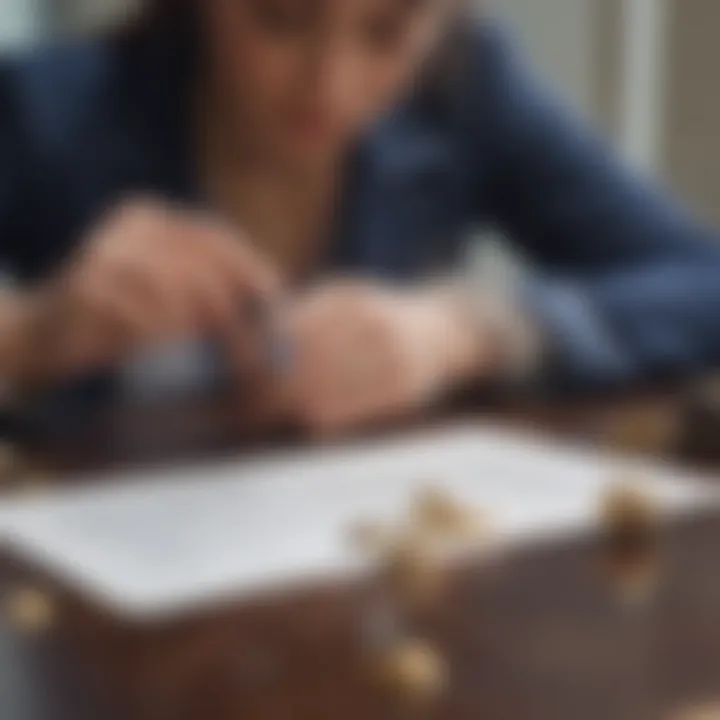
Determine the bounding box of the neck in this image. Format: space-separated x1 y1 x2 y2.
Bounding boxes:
197 81 343 183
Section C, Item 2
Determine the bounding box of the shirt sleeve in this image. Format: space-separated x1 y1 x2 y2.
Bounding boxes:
469 23 720 390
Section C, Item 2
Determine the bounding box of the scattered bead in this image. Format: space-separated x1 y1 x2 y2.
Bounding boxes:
411 486 484 541
378 537 444 608
6 586 55 633
601 483 658 532
375 639 448 705
600 482 661 605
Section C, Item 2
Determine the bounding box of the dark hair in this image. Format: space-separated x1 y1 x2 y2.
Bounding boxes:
127 0 473 109
132 0 470 56
127 0 193 39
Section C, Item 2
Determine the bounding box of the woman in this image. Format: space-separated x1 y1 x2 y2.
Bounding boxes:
0 0 719 435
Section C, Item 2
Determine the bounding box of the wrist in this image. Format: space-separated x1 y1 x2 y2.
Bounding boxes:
432 290 490 382
428 283 543 386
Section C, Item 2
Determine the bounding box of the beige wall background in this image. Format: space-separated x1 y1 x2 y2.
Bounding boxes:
494 0 720 227
488 0 599 120
664 0 720 224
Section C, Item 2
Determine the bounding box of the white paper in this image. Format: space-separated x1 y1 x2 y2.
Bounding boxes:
0 424 714 621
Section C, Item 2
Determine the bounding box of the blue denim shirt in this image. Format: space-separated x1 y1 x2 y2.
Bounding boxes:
2 21 720 396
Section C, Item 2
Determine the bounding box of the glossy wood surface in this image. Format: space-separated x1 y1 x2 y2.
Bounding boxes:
2 385 720 720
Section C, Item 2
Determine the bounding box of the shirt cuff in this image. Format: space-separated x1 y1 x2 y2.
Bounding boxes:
525 279 636 390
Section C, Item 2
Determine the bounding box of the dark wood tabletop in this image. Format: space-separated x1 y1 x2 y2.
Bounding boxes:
2 382 720 720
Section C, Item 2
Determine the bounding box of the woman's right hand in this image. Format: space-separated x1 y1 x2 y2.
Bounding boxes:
0 199 279 388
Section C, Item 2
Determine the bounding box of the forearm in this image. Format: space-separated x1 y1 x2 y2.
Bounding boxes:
428 281 541 387
525 259 720 391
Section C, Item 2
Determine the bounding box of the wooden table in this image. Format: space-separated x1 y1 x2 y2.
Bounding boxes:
2 386 720 720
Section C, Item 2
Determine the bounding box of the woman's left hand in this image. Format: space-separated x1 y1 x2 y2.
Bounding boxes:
278 280 498 436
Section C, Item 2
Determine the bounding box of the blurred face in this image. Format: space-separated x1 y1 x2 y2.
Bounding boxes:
201 0 455 165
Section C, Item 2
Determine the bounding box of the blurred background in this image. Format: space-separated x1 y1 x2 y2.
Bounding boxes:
0 0 717 225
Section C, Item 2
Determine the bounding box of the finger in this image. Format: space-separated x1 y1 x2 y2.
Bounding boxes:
295 324 440 437
101 206 281 328
300 340 428 436
163 253 241 334
95 259 193 342
117 238 254 339
86 270 180 342
110 235 253 340
289 311 392 396
291 347 403 436
51 280 156 371
180 215 282 299
303 381 413 438
288 282 375 340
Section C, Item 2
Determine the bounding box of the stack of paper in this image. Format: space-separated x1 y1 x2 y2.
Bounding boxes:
0 424 712 621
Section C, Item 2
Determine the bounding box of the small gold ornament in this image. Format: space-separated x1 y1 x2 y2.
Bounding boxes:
411 486 485 541
375 639 448 705
599 482 661 605
6 586 55 633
